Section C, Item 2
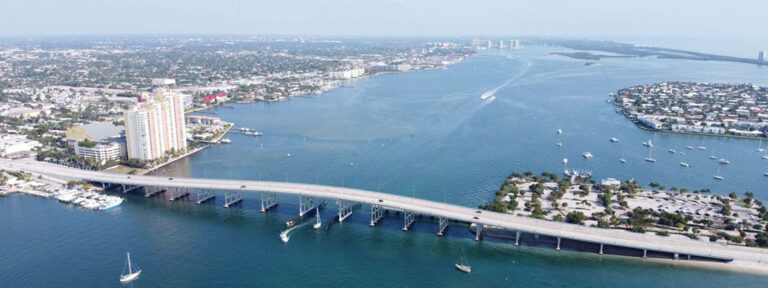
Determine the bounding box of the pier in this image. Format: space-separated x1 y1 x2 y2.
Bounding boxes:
4 159 768 269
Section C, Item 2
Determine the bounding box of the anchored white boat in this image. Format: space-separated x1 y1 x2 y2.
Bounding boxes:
609 137 619 143
120 252 141 283
582 152 593 159
220 138 232 144
680 162 690 168
668 149 676 153
718 158 730 165
645 146 656 163
643 140 654 147
698 146 707 150
686 146 694 150
714 167 724 180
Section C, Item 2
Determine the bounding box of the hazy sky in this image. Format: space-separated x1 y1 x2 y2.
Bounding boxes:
1 0 767 38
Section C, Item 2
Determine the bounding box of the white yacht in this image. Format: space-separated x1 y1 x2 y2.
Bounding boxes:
609 137 619 143
220 138 232 144
680 162 690 168
556 142 563 147
120 253 141 283
668 149 676 153
698 146 707 150
557 129 562 135
686 146 694 150
582 152 593 159
718 158 730 165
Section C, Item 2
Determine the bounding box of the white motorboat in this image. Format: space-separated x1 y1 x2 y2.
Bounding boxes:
609 137 619 143
698 146 706 150
718 158 730 165
668 149 676 153
686 146 694 150
120 252 142 283
582 152 593 159
220 138 231 144
557 129 562 135
680 162 690 167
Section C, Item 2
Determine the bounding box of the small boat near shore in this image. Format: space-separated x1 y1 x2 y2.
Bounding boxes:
220 138 231 144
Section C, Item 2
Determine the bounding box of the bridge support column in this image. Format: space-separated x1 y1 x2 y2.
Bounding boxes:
298 195 314 217
515 231 520 246
370 204 383 227
402 211 415 231
556 237 561 251
337 200 353 222
224 190 243 208
642 249 647 258
599 243 603 255
144 186 163 198
687 254 691 260
475 223 483 241
674 253 679 260
437 217 448 236
170 187 190 201
196 189 215 205
260 192 277 212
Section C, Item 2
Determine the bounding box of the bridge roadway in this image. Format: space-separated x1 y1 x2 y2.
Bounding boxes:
4 159 768 269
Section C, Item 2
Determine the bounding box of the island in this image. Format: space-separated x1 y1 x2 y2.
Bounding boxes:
480 171 768 247
611 82 768 138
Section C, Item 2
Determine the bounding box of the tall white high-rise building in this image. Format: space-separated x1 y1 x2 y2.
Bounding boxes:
499 40 504 49
124 88 187 161
759 51 766 62
487 40 492 49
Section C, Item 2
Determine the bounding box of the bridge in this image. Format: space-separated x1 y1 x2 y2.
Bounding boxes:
3 159 768 270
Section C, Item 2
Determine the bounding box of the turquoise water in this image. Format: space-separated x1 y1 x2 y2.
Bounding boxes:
3 46 768 287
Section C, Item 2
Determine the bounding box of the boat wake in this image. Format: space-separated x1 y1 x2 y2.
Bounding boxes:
479 59 532 100
280 222 308 243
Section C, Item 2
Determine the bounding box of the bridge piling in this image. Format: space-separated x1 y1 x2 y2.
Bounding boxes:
402 211 415 231
370 204 383 227
515 231 520 246
337 200 353 222
475 223 483 241
556 237 561 251
224 190 243 208
437 217 448 236
196 189 215 205
298 195 314 217
260 192 277 212
599 243 604 255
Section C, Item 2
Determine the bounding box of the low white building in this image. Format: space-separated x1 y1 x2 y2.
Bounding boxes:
0 134 42 158
74 141 124 162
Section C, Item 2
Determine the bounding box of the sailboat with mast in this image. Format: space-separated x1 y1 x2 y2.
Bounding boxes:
120 252 142 283
313 207 322 230
645 145 656 163
713 167 724 180
619 150 626 163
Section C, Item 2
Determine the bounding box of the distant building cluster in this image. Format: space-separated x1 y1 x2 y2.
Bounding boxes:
614 82 768 137
474 39 521 50
124 88 187 161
